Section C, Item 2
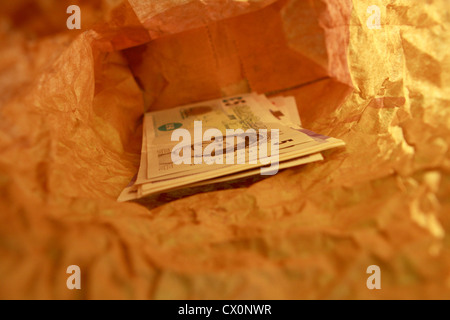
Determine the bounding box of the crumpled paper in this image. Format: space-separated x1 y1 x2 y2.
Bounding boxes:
0 0 449 299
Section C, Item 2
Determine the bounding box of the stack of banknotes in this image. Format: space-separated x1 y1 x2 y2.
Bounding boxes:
118 93 345 202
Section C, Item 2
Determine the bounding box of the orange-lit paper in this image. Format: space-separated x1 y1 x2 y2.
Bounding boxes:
0 0 449 299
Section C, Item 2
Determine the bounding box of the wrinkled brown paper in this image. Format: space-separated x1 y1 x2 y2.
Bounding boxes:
0 0 449 299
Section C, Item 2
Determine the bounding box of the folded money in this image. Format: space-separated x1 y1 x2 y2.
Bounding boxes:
118 93 345 202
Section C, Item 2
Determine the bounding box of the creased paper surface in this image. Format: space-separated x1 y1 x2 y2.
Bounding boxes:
0 0 449 299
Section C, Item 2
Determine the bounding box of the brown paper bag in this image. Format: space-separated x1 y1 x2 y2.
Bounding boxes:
1 0 449 300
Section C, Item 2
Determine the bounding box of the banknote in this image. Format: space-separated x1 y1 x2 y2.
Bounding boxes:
138 131 344 198
117 93 345 202
135 111 309 186
145 94 317 180
117 153 324 202
267 95 302 127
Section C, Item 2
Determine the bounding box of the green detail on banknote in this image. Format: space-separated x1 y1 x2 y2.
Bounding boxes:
158 123 183 132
